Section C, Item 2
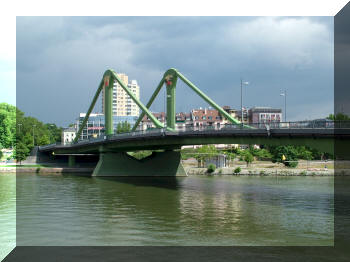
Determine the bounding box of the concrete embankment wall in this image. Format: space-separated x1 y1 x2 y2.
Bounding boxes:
0 167 94 174
185 167 343 176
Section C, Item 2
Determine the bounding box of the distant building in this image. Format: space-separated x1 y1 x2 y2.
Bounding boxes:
248 107 282 123
222 106 239 123
62 127 76 145
175 112 192 130
101 73 140 117
191 107 223 129
76 113 137 140
139 112 166 130
139 112 192 130
236 107 249 124
205 154 227 168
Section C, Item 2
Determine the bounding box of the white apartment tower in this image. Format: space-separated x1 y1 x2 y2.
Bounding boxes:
102 73 140 116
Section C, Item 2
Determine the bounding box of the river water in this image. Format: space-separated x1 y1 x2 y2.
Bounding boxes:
8 173 334 247
0 174 16 261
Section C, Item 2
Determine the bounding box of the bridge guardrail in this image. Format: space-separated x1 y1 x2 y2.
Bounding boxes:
39 120 350 149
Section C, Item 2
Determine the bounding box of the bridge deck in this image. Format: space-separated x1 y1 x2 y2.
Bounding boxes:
39 127 348 155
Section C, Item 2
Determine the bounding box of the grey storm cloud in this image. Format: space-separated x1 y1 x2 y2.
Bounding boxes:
16 16 334 126
335 3 350 115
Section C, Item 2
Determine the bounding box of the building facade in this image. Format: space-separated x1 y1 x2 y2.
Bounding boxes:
248 107 282 123
102 73 140 116
139 112 192 131
76 113 137 140
62 127 76 145
191 108 223 129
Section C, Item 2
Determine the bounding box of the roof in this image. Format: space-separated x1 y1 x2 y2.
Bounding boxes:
63 127 76 132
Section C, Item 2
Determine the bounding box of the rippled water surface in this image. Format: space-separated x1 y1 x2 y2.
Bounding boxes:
15 174 334 246
0 174 16 261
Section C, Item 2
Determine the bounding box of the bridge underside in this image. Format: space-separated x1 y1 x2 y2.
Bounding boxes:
92 150 186 177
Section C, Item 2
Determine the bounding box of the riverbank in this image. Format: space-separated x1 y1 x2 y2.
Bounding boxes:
1 166 349 176
0 166 94 174
184 166 343 176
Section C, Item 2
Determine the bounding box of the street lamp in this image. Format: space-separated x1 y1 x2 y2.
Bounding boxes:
240 78 249 123
32 125 36 146
280 90 287 122
17 124 22 134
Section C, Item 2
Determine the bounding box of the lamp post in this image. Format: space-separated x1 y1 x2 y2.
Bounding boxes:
32 125 36 146
280 90 287 122
240 79 249 123
18 124 22 134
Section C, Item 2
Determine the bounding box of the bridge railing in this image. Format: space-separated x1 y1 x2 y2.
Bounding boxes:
39 120 350 149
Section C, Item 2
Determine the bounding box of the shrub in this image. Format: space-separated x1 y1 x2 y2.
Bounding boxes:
218 168 222 174
207 164 216 174
234 167 241 174
299 170 307 176
259 170 266 176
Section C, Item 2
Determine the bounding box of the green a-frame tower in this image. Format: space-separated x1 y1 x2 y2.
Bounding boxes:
74 68 243 176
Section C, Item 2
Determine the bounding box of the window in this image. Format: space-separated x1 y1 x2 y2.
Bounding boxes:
208 116 212 120
202 116 206 120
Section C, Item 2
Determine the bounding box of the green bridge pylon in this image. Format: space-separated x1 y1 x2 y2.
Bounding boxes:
74 68 244 142
131 68 243 131
73 68 246 176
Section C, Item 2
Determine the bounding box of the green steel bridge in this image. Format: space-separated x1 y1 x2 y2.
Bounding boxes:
39 68 350 176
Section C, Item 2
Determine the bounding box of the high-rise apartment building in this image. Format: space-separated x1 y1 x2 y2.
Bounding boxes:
102 73 140 116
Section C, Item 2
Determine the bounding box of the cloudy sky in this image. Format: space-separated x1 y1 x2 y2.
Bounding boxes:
16 16 334 126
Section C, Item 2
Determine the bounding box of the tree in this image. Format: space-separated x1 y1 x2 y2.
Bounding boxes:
296 146 313 160
45 123 62 143
0 103 16 148
116 121 131 134
249 145 272 160
14 141 29 165
268 145 298 168
326 113 350 121
195 145 218 168
243 152 254 167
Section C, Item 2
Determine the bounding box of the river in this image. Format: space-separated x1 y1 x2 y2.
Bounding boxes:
0 174 16 261
3 173 333 247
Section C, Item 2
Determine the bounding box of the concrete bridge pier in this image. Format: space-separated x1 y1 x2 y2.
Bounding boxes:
92 150 187 177
68 155 76 167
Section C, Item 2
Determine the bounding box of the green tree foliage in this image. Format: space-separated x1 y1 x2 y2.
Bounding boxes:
0 103 62 162
195 145 218 167
295 146 313 160
234 167 241 174
0 103 16 148
268 145 298 168
248 146 272 160
326 113 350 121
116 121 131 134
128 150 152 160
14 141 29 165
243 152 254 167
207 163 216 174
45 123 62 143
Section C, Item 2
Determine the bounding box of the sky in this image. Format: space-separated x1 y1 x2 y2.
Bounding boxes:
14 16 334 126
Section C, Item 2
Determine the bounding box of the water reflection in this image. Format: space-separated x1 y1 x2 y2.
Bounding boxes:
16 174 334 246
0 174 16 260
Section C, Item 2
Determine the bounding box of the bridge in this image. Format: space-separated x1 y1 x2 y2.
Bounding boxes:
39 68 350 176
